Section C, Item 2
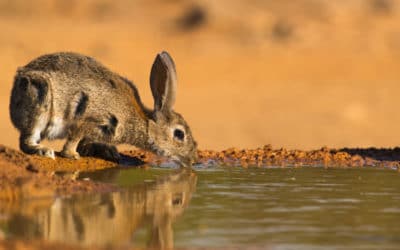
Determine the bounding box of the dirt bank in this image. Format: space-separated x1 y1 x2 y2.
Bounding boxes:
0 145 117 201
1 143 399 201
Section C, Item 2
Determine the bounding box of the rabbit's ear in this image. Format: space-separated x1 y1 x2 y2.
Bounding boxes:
150 51 177 114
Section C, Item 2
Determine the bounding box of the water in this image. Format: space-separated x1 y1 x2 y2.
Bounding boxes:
1 167 400 249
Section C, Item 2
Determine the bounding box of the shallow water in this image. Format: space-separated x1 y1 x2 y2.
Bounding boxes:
1 167 400 249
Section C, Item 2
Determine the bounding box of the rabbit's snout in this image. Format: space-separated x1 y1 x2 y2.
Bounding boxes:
177 150 198 167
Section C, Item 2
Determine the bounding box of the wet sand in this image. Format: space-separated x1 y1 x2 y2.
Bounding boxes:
1 143 399 201
0 145 117 201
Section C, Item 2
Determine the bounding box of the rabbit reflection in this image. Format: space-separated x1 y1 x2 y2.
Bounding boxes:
39 169 196 249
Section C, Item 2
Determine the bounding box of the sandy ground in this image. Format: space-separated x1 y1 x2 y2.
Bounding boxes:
1 0 400 152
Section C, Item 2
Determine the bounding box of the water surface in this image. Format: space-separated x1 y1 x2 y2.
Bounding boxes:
1 167 400 249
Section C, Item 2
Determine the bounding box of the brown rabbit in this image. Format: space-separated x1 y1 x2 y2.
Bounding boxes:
9 51 197 166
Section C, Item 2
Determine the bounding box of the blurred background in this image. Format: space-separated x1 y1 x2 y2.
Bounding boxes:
1 0 400 150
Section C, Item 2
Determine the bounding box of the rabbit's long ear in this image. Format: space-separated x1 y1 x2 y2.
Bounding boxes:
150 51 177 114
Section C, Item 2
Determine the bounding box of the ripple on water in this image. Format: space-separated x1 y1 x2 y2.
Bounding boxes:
381 207 400 213
363 192 397 196
263 206 322 213
312 198 361 204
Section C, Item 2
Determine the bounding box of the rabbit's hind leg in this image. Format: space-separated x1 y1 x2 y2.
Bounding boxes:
19 113 55 159
14 76 55 159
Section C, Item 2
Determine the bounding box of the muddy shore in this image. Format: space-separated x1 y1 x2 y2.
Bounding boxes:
1 143 400 201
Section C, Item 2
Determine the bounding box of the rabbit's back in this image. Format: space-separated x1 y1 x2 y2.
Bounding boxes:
14 52 149 141
23 52 114 78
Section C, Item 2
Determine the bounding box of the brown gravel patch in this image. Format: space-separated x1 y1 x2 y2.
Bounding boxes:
195 145 400 169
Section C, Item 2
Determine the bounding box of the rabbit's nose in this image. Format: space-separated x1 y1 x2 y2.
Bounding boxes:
192 151 199 163
179 155 196 167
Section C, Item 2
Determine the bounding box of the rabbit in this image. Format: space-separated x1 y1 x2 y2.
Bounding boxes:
9 51 198 166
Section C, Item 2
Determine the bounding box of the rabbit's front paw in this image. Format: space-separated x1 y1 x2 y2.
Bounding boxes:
60 150 80 160
37 147 55 159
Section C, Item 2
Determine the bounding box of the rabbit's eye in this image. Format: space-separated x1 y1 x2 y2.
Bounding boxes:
173 129 185 141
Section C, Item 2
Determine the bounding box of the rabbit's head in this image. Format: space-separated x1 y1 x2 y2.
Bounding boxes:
147 52 197 167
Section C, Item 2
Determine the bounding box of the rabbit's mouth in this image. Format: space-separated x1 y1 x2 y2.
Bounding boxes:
147 141 195 167
157 150 189 167
172 155 197 168
171 156 188 167
153 146 183 165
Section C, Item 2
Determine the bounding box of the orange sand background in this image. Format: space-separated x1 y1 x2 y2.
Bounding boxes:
1 0 400 151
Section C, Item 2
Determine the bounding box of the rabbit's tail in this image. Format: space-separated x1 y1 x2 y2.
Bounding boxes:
10 72 51 131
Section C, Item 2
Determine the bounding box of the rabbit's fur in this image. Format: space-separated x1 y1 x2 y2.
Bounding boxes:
9 51 197 166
